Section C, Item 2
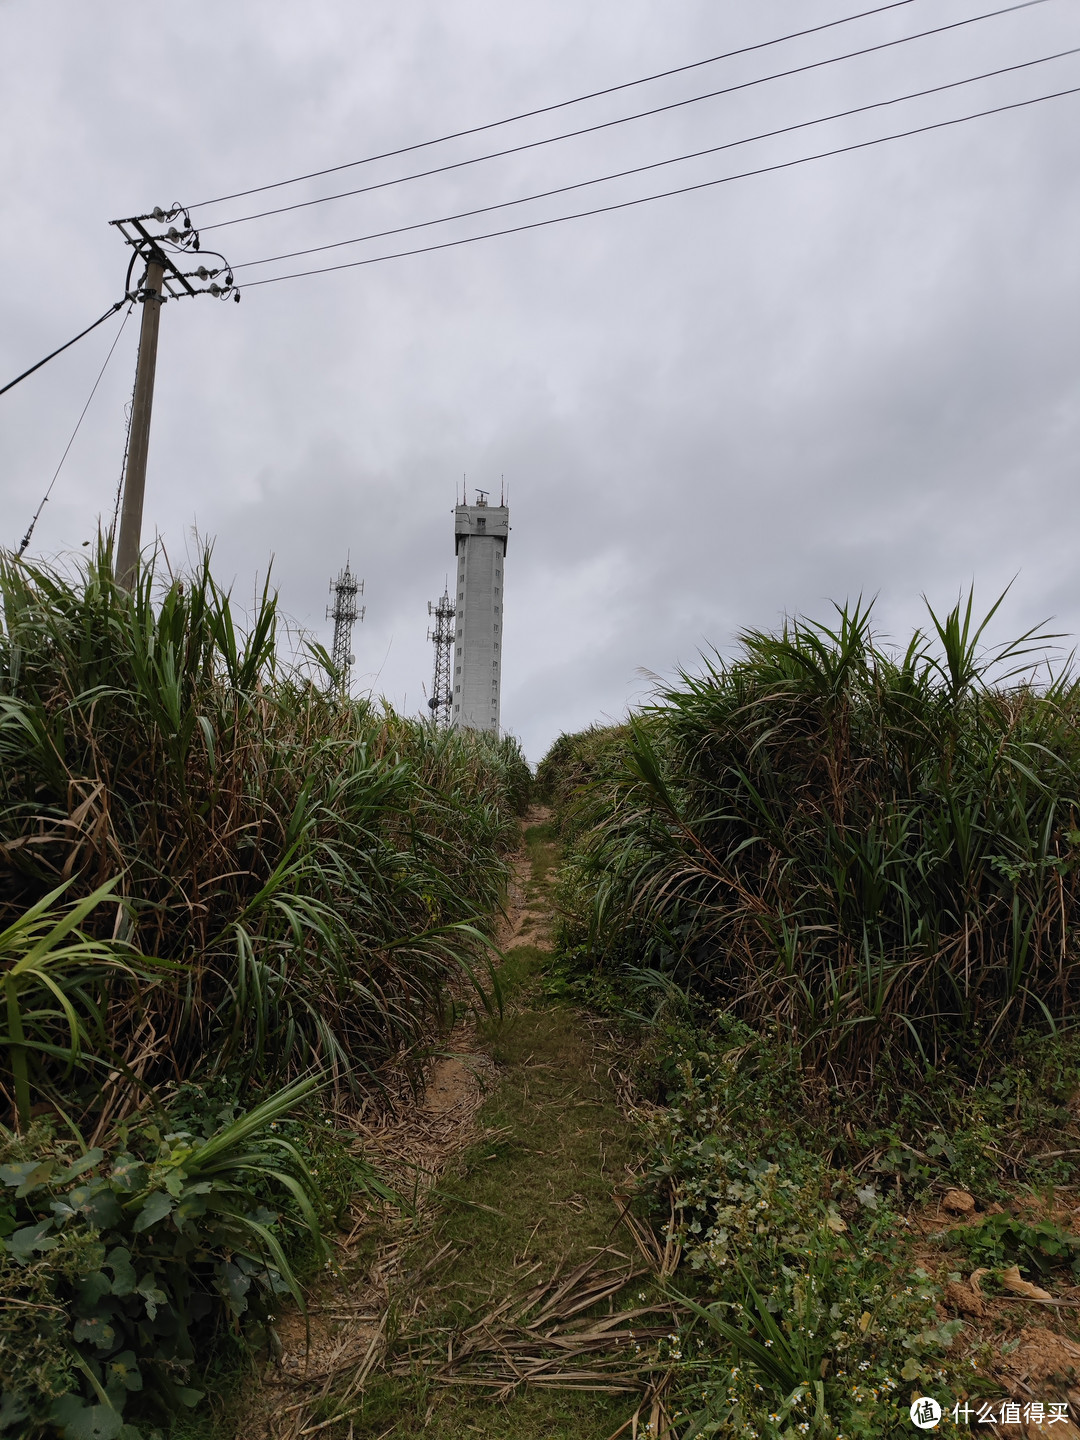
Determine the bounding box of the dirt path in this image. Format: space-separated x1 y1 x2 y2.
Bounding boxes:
243 808 672 1440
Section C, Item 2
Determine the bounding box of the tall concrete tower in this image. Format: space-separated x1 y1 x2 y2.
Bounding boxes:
452 490 508 733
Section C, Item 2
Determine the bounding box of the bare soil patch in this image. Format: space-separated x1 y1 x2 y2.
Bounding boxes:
906 1187 1080 1434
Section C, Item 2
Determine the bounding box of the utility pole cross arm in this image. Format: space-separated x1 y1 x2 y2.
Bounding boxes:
109 203 239 589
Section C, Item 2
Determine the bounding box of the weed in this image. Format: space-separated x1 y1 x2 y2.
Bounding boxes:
0 1079 327 1436
0 544 527 1127
942 1211 1080 1280
648 1027 966 1437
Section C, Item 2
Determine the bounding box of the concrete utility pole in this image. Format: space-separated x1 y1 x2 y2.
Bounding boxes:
107 203 239 589
115 257 165 590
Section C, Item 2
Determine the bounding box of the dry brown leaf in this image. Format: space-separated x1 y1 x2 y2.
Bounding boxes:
1000 1264 1054 1302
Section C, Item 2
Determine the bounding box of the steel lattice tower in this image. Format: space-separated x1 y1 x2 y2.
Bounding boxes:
427 586 455 724
326 562 364 695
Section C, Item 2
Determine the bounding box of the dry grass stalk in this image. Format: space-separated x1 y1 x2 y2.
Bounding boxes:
399 1247 675 1399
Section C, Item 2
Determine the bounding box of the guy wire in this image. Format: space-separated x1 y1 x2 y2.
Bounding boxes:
17 303 134 557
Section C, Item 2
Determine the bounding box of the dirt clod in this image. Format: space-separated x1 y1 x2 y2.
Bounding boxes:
944 1279 987 1318
942 1188 976 1215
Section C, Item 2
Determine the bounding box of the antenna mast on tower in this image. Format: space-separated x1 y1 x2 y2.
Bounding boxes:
427 584 455 724
326 561 364 695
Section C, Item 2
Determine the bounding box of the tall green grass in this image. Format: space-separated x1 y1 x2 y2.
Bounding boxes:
0 543 529 1435
547 595 1080 1089
0 544 528 1132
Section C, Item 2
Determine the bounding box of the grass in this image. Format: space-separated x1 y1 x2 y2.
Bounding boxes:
380 1012 637 1436
489 940 549 1000
549 593 1080 1099
0 542 530 1436
424 1004 635 1321
0 542 530 1133
305 819 645 1440
321 1374 623 1440
522 819 560 887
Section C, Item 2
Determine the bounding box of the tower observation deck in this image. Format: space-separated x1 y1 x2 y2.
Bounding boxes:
452 491 508 733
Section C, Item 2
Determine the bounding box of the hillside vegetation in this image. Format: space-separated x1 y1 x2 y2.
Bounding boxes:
540 596 1080 1437
7 559 1080 1440
0 547 528 1438
546 596 1080 1090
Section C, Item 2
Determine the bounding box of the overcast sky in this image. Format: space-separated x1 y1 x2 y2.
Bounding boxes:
2 0 1078 759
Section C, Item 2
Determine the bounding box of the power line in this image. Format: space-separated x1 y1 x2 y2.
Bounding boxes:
0 299 129 400
16 304 134 557
188 0 923 211
199 0 1057 236
240 83 1080 290
233 47 1079 276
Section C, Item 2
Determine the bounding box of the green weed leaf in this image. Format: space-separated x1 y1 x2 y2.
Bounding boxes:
62 1183 121 1229
0 1159 54 1196
72 1315 119 1350
49 1394 124 1440
54 1149 105 1185
135 1282 167 1321
130 1191 173 1234
103 1351 142 1394
105 1247 136 1296
5 1218 58 1261
108 1156 146 1194
217 1260 251 1316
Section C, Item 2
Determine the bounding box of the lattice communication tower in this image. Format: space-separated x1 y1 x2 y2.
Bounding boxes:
427 586 455 724
326 562 364 695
